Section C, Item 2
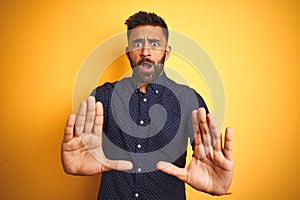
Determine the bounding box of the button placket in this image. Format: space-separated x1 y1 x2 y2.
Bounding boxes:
134 90 149 200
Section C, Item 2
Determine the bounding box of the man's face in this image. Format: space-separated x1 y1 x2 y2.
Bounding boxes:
126 25 171 85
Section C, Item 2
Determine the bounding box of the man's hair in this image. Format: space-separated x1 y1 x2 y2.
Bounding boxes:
125 11 169 41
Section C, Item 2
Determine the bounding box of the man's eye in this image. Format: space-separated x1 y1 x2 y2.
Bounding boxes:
134 42 142 47
151 42 159 47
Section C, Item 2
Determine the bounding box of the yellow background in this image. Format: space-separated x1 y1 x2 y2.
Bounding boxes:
0 0 299 199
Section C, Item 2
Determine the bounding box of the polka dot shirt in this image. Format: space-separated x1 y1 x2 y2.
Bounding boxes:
91 73 208 200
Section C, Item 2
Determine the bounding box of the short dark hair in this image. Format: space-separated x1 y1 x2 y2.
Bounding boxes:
125 11 169 41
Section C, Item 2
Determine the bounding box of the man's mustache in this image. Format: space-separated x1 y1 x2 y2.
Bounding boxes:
137 58 154 66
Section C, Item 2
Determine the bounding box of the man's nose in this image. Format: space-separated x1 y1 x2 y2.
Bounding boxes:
140 45 151 57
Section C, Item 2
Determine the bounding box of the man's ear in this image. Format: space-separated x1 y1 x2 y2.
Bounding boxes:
164 45 172 61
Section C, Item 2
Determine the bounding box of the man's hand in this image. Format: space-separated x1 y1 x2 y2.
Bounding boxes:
61 96 133 175
157 108 233 195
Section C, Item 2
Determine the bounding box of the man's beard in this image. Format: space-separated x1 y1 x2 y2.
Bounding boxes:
128 53 166 84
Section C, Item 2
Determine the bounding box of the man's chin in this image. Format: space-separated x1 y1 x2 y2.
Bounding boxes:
139 76 154 84
135 73 155 84
137 65 155 75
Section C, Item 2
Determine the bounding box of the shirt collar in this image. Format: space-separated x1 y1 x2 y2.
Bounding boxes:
129 72 168 95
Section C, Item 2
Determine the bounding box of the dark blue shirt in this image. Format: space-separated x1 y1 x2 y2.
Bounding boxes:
92 73 208 200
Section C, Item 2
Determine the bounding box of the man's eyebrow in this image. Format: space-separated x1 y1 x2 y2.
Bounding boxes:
131 38 161 43
147 38 161 43
132 38 143 43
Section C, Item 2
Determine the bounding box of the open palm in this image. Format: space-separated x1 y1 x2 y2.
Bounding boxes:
61 96 133 175
158 108 233 195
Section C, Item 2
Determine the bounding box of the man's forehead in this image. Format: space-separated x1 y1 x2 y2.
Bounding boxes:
129 25 165 40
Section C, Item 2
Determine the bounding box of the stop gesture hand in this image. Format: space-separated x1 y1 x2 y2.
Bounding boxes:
158 108 233 195
61 96 133 175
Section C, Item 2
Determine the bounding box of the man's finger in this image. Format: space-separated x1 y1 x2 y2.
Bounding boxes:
192 110 202 145
94 101 104 137
224 127 233 160
192 110 206 159
75 101 87 135
157 161 187 182
208 114 221 151
198 108 212 155
102 159 133 172
63 114 75 142
84 96 96 133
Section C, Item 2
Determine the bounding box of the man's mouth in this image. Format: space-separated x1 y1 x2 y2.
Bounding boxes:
137 58 154 70
141 62 152 69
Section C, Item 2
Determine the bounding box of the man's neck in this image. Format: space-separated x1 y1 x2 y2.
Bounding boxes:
135 71 166 93
139 84 148 94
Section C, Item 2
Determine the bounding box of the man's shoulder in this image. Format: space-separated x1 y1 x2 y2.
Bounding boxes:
93 77 132 92
163 76 198 96
163 76 207 110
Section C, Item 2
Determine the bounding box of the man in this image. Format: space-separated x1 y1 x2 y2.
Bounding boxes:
61 11 233 199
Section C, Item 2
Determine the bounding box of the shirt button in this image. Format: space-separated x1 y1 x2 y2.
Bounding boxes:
137 168 142 172
135 193 139 198
143 98 147 102
155 90 159 94
139 120 144 125
137 144 141 149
